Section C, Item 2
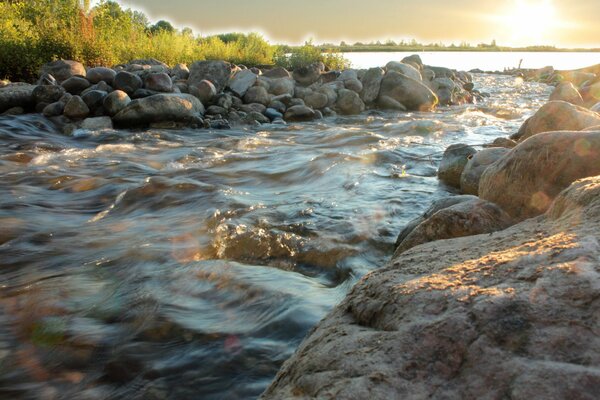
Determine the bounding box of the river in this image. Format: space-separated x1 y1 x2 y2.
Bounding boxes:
0 74 550 399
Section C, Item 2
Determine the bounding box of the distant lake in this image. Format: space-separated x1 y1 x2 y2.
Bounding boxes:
343 51 600 71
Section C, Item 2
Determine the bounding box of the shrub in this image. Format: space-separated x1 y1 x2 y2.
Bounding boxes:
275 41 351 70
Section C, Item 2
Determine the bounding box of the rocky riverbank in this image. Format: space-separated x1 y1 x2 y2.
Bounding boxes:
260 70 600 398
0 55 481 133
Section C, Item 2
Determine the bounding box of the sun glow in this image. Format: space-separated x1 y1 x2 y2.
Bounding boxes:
500 0 558 45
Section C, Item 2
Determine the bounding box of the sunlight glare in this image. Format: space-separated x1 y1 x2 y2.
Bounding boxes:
502 0 557 45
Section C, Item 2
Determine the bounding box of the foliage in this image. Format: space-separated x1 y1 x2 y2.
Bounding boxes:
275 41 351 70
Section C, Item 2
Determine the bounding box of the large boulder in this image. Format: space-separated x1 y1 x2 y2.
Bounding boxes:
0 84 37 112
261 175 600 400
113 93 204 127
480 130 600 219
262 77 295 96
243 86 270 106
437 144 478 188
188 79 217 104
40 60 86 83
460 147 510 195
284 105 318 122
144 72 173 93
32 85 65 105
394 198 513 256
385 61 422 81
401 54 424 70
292 63 322 86
378 71 438 111
336 88 365 115
359 67 384 104
188 60 233 93
113 71 143 95
228 69 258 97
103 90 131 116
304 91 329 109
549 82 583 105
63 95 90 119
61 76 91 95
86 67 116 85
171 63 190 80
512 101 600 141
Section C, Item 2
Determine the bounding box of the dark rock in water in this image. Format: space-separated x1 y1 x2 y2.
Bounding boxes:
292 63 322 86
63 95 90 119
80 116 113 130
32 85 65 105
113 93 204 127
360 67 385 104
0 84 35 112
268 100 286 114
243 86 270 106
113 71 143 95
265 108 283 120
511 101 600 141
209 119 231 129
480 130 600 219
460 148 510 195
244 111 270 124
188 60 233 93
42 102 65 117
189 79 217 105
81 90 108 112
206 105 228 116
144 72 173 93
2 106 24 116
86 67 117 85
132 88 161 99
284 105 318 121
336 88 365 115
394 198 513 256
61 76 91 95
40 60 86 83
378 71 438 111
463 82 475 92
103 90 131 116
438 143 477 188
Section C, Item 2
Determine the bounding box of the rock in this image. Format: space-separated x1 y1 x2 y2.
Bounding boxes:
359 67 385 104
343 78 363 93
172 64 190 80
103 90 131 116
394 195 479 249
239 103 267 114
40 60 86 83
512 101 600 141
336 89 365 115
2 106 24 115
561 70 596 86
42 102 65 117
215 93 233 110
188 60 233 93
81 90 107 111
80 116 113 130
61 76 91 95
394 199 513 256
205 105 228 116
438 144 478 188
480 130 600 219
264 77 295 96
265 108 283 120
82 81 113 96
304 91 329 109
284 105 318 121
460 148 510 195
132 89 161 99
426 65 456 80
385 61 422 81
63 95 90 119
268 100 286 113
592 102 600 113
432 77 456 105
228 69 258 97
377 95 407 111
31 85 64 106
262 67 291 79
244 111 270 124
86 67 116 85
401 54 424 70
318 85 338 108
262 175 600 400
113 93 204 127
243 86 270 106
484 137 518 149
292 63 322 86
113 71 143 95
289 98 305 107
144 73 173 92
189 79 217 105
378 71 438 111
422 68 436 81
549 82 583 105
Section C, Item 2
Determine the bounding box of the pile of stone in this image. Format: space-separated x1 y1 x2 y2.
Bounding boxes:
0 55 479 132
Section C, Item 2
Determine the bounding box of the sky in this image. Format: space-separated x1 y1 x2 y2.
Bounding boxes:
115 0 600 47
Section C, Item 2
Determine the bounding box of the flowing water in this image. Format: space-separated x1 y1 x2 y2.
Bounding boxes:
0 75 550 400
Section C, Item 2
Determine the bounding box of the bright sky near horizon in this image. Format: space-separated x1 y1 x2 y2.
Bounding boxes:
116 0 599 47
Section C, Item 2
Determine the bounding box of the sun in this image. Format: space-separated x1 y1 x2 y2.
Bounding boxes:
500 0 558 45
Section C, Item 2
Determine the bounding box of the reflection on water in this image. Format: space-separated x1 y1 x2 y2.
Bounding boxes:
0 75 549 399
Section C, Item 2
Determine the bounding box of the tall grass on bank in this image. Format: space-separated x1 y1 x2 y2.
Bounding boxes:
0 0 349 82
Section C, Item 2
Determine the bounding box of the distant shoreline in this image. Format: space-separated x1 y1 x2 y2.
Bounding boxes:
317 46 600 53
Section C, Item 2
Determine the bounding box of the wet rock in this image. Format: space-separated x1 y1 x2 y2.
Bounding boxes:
244 111 270 124
229 69 258 97
113 71 143 95
42 102 65 117
81 116 113 130
103 90 131 116
189 79 217 105
215 93 233 110
512 101 600 141
460 148 510 195
549 82 583 105
172 63 190 80
284 105 318 121
336 89 365 115
394 199 513 256
0 84 34 112
432 77 456 105
265 108 283 120
205 105 228 116
63 95 90 119
438 144 477 188
61 76 91 95
359 67 385 104
2 106 24 115
480 130 600 219
82 81 113 96
318 85 338 108
377 95 407 111
188 60 233 93
40 60 86 83
378 71 438 111
113 93 204 127
385 61 422 81
343 78 363 93
268 100 286 113
86 67 117 85
144 73 173 93
32 85 65 105
304 91 329 109
243 86 270 106
292 63 322 86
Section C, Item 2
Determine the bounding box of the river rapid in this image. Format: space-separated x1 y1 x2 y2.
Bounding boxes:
0 75 549 399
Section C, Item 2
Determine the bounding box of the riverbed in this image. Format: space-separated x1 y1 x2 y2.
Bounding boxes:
0 74 550 399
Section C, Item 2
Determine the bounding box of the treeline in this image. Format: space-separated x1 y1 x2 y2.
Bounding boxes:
0 0 348 81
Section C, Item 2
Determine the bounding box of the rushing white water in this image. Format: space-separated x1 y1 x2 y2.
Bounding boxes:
0 74 550 399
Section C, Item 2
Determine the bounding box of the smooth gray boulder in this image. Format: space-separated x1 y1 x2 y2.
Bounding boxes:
86 67 116 85
40 60 86 83
378 71 438 111
113 93 204 127
1 84 37 112
144 72 173 93
63 95 90 119
359 67 385 104
460 148 510 195
61 76 91 95
228 69 257 97
188 60 232 93
438 144 478 188
103 90 131 116
336 88 365 115
113 71 143 95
